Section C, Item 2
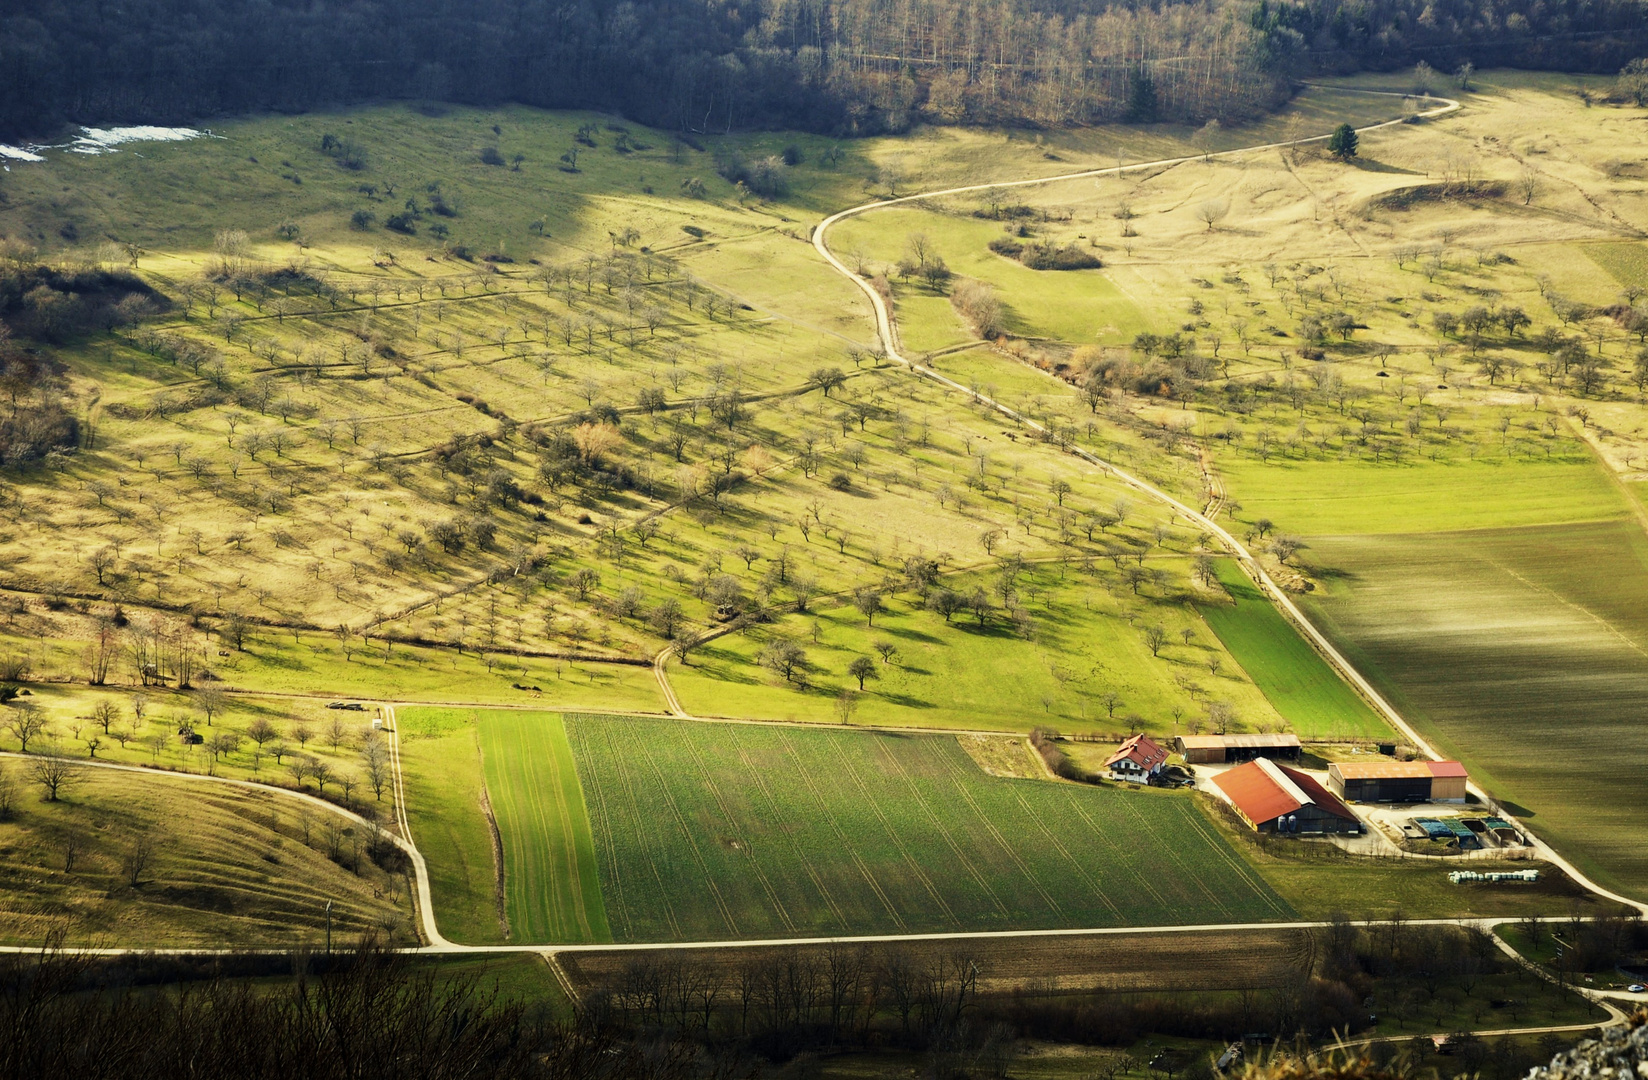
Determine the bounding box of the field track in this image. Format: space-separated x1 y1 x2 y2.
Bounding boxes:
807 91 1648 922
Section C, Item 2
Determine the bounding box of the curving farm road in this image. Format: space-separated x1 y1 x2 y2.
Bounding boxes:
7 97 1643 1046
807 87 1648 923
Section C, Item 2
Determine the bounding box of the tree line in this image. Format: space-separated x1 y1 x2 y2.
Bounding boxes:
4 0 1647 141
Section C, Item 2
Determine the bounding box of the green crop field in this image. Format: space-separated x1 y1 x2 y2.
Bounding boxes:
1299 519 1648 902
476 711 609 943
1215 458 1626 537
560 713 1291 942
1198 560 1390 740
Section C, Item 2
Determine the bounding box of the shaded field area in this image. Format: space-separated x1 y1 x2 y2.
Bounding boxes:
1299 519 1648 902
0 767 411 947
477 712 610 944
562 926 1318 996
564 714 1291 943
1199 559 1390 740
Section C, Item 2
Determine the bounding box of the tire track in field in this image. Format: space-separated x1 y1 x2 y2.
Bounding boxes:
636 732 742 938
1178 810 1292 917
1060 796 1172 911
597 723 684 940
817 733 950 927
732 728 852 932
539 722 599 942
676 727 797 935
574 729 632 939
1113 797 1242 918
772 731 906 931
871 737 1010 919
938 760 1064 917
1006 786 1124 921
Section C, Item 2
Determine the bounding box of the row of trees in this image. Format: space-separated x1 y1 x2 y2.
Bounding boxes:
5 0 1645 140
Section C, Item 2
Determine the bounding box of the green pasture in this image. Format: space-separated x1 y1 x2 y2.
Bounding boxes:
1300 519 1648 902
1198 560 1390 739
477 711 609 943
668 563 1288 736
396 706 507 944
1581 241 1648 288
564 713 1291 941
1218 458 1625 537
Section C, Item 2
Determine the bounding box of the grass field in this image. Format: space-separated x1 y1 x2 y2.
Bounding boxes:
560 713 1292 941
476 711 609 943
0 766 410 947
669 562 1290 736
1298 520 1648 902
396 707 506 944
1215 459 1627 537
1199 560 1390 739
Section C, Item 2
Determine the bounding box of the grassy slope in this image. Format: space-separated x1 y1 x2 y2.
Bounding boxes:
395 706 506 944
1199 559 1390 739
669 562 1289 736
477 711 609 943
564 713 1290 942
0 767 410 947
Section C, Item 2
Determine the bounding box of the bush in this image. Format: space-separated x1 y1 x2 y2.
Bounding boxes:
479 146 505 166
349 209 374 230
828 471 852 491
384 213 416 235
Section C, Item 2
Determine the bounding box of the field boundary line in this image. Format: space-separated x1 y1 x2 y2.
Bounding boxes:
732 730 854 932
809 92 1648 920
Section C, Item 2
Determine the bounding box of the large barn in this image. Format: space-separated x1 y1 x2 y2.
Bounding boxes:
1213 759 1362 835
1175 733 1302 764
1327 760 1468 803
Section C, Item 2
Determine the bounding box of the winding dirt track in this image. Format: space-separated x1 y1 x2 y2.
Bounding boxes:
9 98 1645 1040
809 87 1648 923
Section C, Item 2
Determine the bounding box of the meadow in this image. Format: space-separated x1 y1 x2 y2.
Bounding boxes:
668 561 1291 736
565 713 1292 941
1198 560 1389 739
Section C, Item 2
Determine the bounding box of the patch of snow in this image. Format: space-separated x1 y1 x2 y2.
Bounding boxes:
0 145 45 162
66 126 203 154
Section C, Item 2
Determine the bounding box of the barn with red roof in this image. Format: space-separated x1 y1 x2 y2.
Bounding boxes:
1213 759 1362 835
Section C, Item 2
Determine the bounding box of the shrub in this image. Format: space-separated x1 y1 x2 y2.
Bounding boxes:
479 146 505 166
384 213 417 235
828 471 852 491
350 209 374 230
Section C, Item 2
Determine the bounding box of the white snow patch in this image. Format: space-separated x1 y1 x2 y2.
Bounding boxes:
66 126 203 154
0 145 45 162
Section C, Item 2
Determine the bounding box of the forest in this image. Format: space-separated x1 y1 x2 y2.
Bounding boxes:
3 0 1647 140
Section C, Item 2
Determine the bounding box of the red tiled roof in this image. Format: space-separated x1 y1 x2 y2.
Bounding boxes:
1215 760 1357 826
1426 761 1468 778
1215 761 1301 824
1103 733 1167 771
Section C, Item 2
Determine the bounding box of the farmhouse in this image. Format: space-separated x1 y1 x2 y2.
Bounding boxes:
1213 759 1362 835
1328 760 1468 804
1103 733 1167 783
1175 733 1302 765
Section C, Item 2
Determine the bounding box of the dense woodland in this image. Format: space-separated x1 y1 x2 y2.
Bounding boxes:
3 0 1647 140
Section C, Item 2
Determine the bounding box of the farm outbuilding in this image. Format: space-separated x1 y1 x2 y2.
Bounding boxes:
1328 760 1468 803
1175 733 1302 765
1212 759 1361 835
1103 734 1167 783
